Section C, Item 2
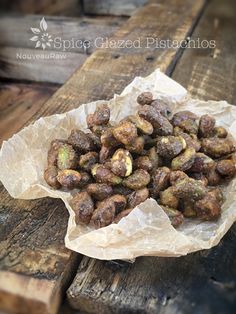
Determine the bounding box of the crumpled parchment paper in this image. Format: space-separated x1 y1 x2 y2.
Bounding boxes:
1 69 236 260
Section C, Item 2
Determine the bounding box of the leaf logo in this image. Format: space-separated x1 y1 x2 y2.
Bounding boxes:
30 17 53 50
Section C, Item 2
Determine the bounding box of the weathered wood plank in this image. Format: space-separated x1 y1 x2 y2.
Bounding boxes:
0 185 81 314
68 226 236 314
0 82 58 142
172 0 236 103
28 0 206 121
0 0 81 16
83 0 148 16
0 0 206 313
0 15 125 83
66 0 236 313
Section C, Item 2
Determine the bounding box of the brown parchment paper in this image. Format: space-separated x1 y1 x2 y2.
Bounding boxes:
1 69 236 260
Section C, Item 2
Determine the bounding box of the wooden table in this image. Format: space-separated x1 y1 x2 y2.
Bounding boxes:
0 0 236 313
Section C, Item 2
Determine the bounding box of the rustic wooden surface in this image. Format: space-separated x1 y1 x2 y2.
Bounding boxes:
0 15 125 84
0 185 81 314
0 0 82 16
66 0 236 313
172 0 236 103
1 0 235 313
0 82 58 142
83 0 148 16
27 0 205 121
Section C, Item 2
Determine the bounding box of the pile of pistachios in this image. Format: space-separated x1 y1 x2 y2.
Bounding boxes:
44 92 236 229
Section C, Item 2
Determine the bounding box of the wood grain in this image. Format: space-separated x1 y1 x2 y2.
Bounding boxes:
0 185 81 314
172 0 236 103
0 15 125 83
0 0 81 16
68 226 236 314
0 82 58 142
83 0 148 16
66 0 236 313
28 0 206 121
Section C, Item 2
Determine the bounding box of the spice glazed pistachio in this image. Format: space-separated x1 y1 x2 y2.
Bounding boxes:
138 105 173 136
127 188 149 208
201 138 236 158
150 100 172 118
157 136 186 159
47 139 67 166
137 91 153 106
152 167 170 197
111 149 133 177
87 183 113 201
127 115 153 135
57 144 78 170
160 187 179 209
123 169 150 190
68 129 96 152
44 166 61 189
86 103 110 128
71 191 94 225
91 164 122 185
112 121 138 145
57 170 81 189
216 159 236 177
199 114 215 137
79 152 98 171
171 111 198 127
171 147 196 171
173 178 207 200
126 136 145 154
134 156 152 172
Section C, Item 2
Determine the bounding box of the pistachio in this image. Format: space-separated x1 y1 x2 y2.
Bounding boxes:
134 156 152 172
47 139 67 166
126 136 145 154
173 178 207 200
213 126 228 138
111 149 133 177
152 167 170 197
87 183 113 201
57 169 81 189
68 129 96 152
79 152 99 171
171 111 198 127
138 105 173 136
57 144 78 170
91 164 122 185
199 114 215 137
127 188 149 208
216 159 236 177
157 136 186 159
201 138 236 158
86 103 110 128
194 194 221 220
171 147 196 171
137 91 153 106
71 191 94 225
160 187 179 209
123 169 150 190
112 121 138 145
44 166 61 189
127 115 153 135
